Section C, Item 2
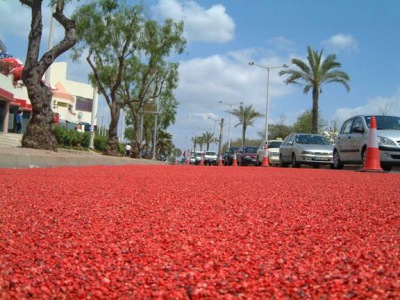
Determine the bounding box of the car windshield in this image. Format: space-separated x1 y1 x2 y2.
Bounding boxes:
206 152 216 155
295 135 330 145
269 141 283 148
244 147 258 153
365 116 400 130
228 148 238 153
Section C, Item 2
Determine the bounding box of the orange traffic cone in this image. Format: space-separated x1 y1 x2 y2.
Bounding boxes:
232 151 238 166
360 116 383 172
218 153 224 166
186 155 190 165
199 153 204 166
175 157 178 165
261 143 270 167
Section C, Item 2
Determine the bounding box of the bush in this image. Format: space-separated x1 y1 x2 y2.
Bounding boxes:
94 135 108 152
54 126 91 149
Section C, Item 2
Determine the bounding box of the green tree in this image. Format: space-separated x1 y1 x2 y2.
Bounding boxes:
259 115 294 140
72 1 185 156
279 46 350 134
231 104 263 146
202 131 215 151
157 130 174 156
20 0 77 151
293 110 326 133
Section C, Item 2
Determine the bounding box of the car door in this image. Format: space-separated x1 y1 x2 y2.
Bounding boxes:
335 118 354 162
348 116 367 162
280 135 293 163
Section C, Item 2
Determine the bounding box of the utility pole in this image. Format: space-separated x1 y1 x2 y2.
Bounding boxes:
218 118 224 157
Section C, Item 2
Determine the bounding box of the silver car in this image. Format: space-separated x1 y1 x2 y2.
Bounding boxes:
279 133 333 168
333 115 400 171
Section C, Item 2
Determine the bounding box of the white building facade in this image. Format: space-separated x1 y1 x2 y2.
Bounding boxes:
0 62 97 133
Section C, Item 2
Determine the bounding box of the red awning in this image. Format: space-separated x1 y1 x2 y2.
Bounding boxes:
0 87 13 101
14 99 32 111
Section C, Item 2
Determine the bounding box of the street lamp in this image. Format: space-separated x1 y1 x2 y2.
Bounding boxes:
218 100 243 148
248 61 288 141
208 116 221 151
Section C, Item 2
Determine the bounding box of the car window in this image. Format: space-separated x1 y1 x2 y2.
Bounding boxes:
295 135 309 144
366 116 400 130
310 135 331 145
245 147 258 153
269 141 282 148
341 119 353 134
351 117 363 132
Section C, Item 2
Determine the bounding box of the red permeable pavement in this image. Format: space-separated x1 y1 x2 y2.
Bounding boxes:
0 165 399 299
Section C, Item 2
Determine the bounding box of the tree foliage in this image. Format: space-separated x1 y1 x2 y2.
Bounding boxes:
279 46 350 134
72 1 186 157
231 104 263 145
293 109 326 134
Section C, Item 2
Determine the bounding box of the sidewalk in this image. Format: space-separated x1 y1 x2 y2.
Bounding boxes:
0 146 165 169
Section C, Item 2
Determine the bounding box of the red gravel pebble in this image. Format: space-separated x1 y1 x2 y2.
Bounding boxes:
0 165 399 299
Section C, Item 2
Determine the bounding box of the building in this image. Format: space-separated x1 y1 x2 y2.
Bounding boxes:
0 61 97 134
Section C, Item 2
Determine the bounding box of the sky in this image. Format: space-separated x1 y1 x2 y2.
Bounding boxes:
1 0 400 152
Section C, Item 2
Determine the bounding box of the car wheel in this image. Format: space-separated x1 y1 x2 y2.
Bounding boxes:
279 154 287 167
333 150 343 169
382 165 392 172
361 147 367 168
313 164 320 169
292 153 300 168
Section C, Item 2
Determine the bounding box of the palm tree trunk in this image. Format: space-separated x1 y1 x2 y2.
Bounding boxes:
311 88 319 134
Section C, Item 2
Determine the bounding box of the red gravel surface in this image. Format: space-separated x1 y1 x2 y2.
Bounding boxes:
1 165 399 299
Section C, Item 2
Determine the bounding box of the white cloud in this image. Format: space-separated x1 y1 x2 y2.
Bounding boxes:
152 0 235 43
322 34 359 54
333 89 400 125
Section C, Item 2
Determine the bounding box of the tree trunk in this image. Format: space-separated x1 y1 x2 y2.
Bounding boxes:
104 102 121 156
128 102 141 158
22 82 57 151
20 0 76 151
311 88 319 134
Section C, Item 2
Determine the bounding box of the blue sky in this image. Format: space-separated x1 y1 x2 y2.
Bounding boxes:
1 0 400 152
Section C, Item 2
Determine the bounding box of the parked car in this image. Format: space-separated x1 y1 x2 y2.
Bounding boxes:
237 146 258 166
223 147 239 166
279 133 333 168
190 151 204 165
333 115 400 171
204 151 218 165
256 139 283 166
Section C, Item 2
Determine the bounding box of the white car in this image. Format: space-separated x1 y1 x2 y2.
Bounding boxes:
256 139 283 166
204 151 218 165
333 115 400 171
279 133 333 168
190 151 204 165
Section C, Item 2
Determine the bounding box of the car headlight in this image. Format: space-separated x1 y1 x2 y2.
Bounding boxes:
378 136 397 146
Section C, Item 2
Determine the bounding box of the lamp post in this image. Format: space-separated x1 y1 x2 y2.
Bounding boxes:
218 101 243 148
248 62 288 141
208 116 220 151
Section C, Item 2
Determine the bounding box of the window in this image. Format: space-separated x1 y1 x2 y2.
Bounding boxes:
341 119 353 134
75 96 93 112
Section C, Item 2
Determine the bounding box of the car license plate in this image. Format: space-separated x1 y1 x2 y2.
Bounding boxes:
314 156 329 161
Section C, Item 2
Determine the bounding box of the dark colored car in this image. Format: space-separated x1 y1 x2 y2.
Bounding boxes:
223 147 239 165
237 146 258 166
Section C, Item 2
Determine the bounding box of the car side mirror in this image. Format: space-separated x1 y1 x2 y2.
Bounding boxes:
352 127 364 133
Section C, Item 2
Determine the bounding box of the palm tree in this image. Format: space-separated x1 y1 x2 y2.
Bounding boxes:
279 46 350 134
202 131 215 151
191 136 198 151
231 105 263 146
